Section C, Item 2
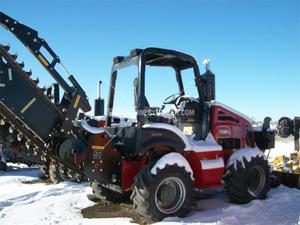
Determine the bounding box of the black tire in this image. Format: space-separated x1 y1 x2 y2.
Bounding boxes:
0 161 7 171
49 161 62 184
91 181 130 203
224 155 270 204
131 164 194 222
270 172 281 188
39 164 49 180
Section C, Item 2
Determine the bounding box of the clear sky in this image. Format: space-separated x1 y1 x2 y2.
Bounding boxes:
1 0 299 121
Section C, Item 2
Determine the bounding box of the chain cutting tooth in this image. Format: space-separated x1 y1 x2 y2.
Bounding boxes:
17 61 25 68
0 119 6 125
33 146 39 155
10 52 18 60
17 133 23 141
8 126 15 133
25 69 32 77
25 141 31 150
40 86 46 92
33 77 39 84
2 43 11 51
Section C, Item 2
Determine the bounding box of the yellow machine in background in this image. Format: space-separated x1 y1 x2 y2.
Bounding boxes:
272 153 300 174
271 117 300 188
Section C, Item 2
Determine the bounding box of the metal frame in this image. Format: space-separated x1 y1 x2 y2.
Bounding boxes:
0 11 91 133
0 11 91 114
107 47 209 126
0 11 92 174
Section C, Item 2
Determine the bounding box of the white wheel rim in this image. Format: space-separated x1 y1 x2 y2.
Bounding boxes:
154 176 186 214
247 165 266 197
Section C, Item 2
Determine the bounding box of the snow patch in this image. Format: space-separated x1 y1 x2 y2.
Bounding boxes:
201 158 224 170
211 101 252 124
143 123 222 152
80 120 106 134
186 132 222 152
1 155 300 225
227 146 265 169
91 115 106 121
150 152 194 180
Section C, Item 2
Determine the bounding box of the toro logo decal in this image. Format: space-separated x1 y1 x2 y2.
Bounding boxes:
218 126 231 138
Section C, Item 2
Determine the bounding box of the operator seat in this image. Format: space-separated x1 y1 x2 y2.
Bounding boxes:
175 97 209 140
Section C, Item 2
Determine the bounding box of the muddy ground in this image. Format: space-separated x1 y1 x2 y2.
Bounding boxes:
20 179 227 225
22 178 52 184
81 200 147 225
80 191 214 225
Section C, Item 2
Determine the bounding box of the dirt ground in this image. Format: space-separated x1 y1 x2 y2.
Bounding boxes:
21 178 147 224
22 178 52 184
81 200 147 225
80 190 216 225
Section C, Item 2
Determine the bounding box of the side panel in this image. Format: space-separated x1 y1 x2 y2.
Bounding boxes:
184 151 224 188
83 133 121 185
210 104 254 164
105 126 185 155
121 158 147 192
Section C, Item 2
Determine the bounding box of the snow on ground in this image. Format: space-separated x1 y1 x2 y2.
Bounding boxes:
267 136 296 160
0 164 132 225
0 139 299 225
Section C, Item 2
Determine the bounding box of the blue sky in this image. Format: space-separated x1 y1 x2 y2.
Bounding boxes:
1 0 299 120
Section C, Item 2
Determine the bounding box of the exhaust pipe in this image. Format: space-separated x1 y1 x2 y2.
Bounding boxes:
94 81 105 116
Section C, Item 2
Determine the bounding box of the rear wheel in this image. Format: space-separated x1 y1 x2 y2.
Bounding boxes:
131 164 194 222
224 155 270 203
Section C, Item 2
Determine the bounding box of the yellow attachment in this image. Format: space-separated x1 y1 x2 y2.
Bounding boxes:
92 145 104 150
73 95 81 109
37 54 49 67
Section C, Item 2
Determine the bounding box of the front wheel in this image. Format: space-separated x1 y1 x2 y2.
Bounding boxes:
131 164 194 222
224 155 270 204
